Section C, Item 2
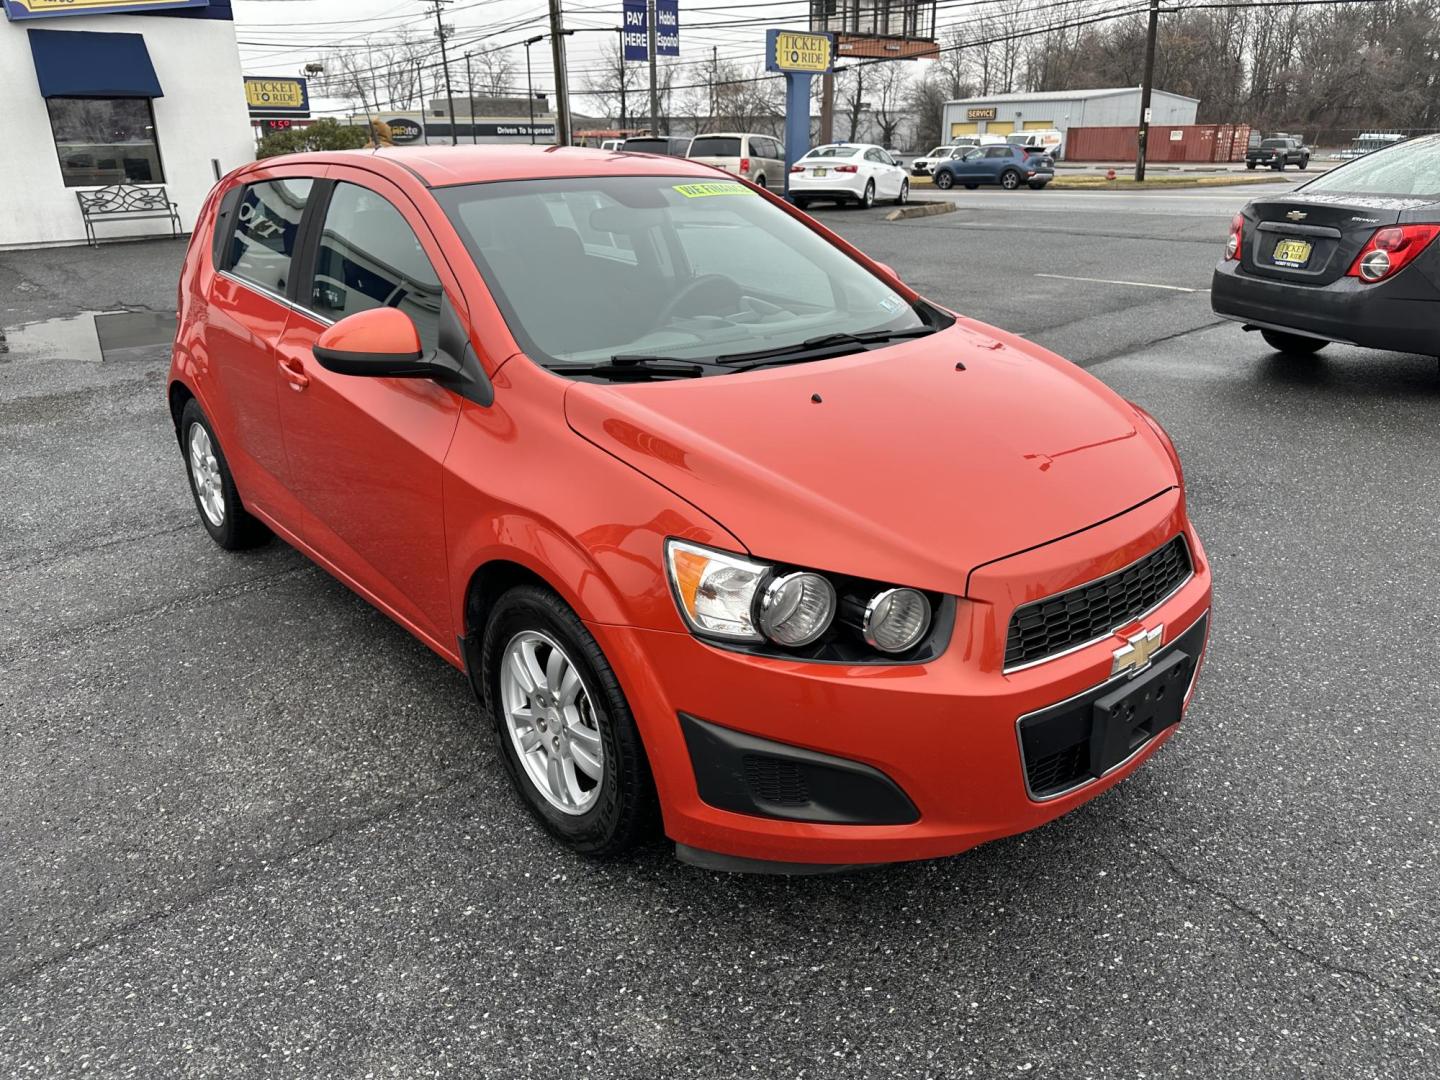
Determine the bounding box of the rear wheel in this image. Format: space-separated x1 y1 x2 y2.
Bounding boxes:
754 173 766 190
179 399 269 551
1298 156 1310 171
480 585 658 856
794 196 812 210
933 170 954 190
1246 161 1257 170
895 179 909 205
1260 328 1327 355
963 183 979 190
1000 169 1021 190
859 180 875 208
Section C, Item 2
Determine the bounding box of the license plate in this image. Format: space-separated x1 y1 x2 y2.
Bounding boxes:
1089 650 1191 774
813 167 827 177
1272 238 1313 268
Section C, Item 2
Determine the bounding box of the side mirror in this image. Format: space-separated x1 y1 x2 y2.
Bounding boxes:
313 307 459 380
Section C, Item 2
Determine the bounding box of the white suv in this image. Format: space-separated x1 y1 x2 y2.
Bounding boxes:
686 132 785 191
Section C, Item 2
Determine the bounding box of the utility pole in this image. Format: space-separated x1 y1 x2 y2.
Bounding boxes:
819 71 834 145
1135 0 1159 182
614 28 628 129
547 0 573 145
523 35 543 145
647 0 659 134
464 50 475 144
424 0 458 146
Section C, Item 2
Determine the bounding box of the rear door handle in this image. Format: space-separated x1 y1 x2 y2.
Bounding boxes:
278 355 309 391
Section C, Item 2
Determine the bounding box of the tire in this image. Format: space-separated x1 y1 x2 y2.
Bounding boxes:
895 179 909 205
860 180 875 208
1260 328 1327 355
480 584 658 857
178 398 270 550
1298 157 1309 171
754 174 766 190
1246 161 1257 170
1028 181 1048 190
1000 169 1021 190
963 183 979 190
933 170 954 190
794 196 812 210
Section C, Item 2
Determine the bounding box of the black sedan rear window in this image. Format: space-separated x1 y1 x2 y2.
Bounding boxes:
1301 135 1440 198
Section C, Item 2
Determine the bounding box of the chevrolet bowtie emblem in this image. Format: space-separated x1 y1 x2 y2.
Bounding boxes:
1286 210 1308 221
1112 625 1164 678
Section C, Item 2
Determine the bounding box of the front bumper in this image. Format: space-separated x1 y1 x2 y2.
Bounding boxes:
590 493 1212 868
1211 258 1440 354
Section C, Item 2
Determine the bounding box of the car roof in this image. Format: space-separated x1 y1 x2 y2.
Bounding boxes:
693 132 760 138
242 145 723 188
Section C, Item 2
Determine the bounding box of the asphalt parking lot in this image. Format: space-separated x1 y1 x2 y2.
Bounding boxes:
3 188 1438 1079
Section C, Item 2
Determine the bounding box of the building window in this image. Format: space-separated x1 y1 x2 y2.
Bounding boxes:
46 98 165 188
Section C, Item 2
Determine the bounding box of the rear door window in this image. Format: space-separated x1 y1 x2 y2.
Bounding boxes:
225 179 314 296
307 182 444 350
690 136 742 158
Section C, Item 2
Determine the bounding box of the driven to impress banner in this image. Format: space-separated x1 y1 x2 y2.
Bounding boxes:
3 0 208 18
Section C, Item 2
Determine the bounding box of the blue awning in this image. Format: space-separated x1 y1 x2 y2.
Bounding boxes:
27 28 163 99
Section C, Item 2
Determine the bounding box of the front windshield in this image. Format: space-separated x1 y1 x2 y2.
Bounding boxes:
802 145 859 159
1302 135 1440 197
435 175 933 369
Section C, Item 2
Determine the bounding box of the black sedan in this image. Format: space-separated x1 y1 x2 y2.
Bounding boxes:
1212 134 1440 357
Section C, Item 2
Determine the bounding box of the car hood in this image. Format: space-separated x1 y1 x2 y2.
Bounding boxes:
563 322 1178 595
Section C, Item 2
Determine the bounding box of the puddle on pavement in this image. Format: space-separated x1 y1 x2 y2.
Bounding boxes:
0 309 175 363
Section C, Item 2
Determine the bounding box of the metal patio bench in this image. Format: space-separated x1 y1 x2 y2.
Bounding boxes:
75 185 182 247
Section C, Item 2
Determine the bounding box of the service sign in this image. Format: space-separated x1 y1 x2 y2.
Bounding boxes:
765 29 834 74
3 0 207 17
966 107 997 121
244 76 311 118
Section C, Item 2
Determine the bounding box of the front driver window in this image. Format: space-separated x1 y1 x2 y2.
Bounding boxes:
309 182 444 351
227 179 313 296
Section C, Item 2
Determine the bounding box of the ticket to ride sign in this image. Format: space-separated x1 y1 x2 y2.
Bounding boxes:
765 30 835 74
244 77 311 118
3 0 207 17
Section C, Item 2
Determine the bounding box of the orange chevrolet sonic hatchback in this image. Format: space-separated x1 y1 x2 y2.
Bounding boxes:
168 147 1211 872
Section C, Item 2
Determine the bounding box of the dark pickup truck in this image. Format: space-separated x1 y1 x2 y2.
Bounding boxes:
1247 137 1310 171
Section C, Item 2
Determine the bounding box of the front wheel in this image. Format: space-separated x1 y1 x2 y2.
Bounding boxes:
1298 157 1309 171
1000 170 1021 190
895 179 909 205
1272 161 1285 171
933 170 954 190
480 585 657 856
178 399 269 550
859 180 875 208
1260 328 1327 355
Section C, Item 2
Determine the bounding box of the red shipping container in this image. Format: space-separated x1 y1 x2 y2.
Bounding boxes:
1066 124 1251 163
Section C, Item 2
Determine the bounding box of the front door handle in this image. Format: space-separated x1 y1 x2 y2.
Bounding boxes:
278 355 309 392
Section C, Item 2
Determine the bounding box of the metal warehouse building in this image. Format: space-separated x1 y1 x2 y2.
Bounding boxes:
942 87 1199 145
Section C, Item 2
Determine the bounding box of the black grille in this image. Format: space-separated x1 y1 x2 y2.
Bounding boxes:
743 755 811 806
1005 536 1192 669
1024 742 1088 796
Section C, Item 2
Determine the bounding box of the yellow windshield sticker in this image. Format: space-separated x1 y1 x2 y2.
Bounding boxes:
673 181 753 198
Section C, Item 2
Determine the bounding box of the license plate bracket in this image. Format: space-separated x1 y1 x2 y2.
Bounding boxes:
813 167 828 177
1089 650 1191 776
1272 237 1313 268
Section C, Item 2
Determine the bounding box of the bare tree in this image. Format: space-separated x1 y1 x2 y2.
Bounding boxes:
472 49 517 100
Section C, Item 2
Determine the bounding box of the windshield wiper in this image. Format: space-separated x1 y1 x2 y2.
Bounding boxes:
714 325 937 367
559 354 710 381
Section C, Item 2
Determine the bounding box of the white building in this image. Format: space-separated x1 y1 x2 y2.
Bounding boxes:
941 87 1200 146
0 0 253 249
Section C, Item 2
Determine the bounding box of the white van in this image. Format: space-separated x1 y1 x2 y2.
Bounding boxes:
1007 129 1064 159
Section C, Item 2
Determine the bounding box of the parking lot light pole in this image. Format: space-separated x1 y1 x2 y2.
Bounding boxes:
523 36 544 144
1135 0 1159 182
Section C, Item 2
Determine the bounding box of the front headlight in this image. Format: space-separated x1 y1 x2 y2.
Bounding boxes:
665 538 946 661
666 540 768 642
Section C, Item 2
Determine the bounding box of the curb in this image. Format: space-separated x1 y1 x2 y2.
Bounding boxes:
885 200 956 222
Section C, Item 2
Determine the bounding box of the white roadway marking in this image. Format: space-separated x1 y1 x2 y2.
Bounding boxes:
1034 273 1207 293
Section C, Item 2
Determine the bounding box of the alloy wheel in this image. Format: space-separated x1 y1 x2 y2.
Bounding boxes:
188 423 225 527
1002 171 1019 190
499 630 604 815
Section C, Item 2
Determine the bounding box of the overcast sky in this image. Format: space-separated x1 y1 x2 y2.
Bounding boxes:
232 0 817 115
